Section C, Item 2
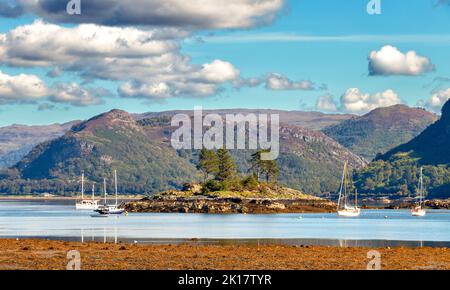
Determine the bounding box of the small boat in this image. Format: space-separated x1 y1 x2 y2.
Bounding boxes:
94 171 125 215
337 161 361 217
76 173 99 210
411 167 426 217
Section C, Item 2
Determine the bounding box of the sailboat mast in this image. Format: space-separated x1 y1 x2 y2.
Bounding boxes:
103 178 107 204
420 167 424 205
344 161 348 207
81 172 84 200
114 170 118 207
337 162 346 210
92 183 95 201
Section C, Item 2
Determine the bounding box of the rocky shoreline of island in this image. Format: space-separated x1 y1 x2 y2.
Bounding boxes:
124 195 336 214
123 182 337 214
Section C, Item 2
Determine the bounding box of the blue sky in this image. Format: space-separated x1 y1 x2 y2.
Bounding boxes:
0 0 449 126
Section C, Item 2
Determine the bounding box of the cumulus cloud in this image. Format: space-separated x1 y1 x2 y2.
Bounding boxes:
0 70 48 104
368 45 435 76
49 83 110 107
233 73 324 92
118 60 239 99
233 77 263 88
234 73 324 92
265 73 315 90
420 88 450 113
0 20 179 67
315 94 338 112
0 20 242 101
119 81 172 100
340 88 402 114
16 0 284 29
0 70 109 107
196 60 240 84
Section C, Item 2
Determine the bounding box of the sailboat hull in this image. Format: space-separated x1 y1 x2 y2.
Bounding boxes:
95 205 125 215
338 208 361 217
75 200 99 210
411 208 426 217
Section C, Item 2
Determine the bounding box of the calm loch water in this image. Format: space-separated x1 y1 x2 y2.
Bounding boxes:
0 200 450 246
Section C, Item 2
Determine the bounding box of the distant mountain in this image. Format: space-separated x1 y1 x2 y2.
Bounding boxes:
380 103 450 164
136 109 355 131
323 105 437 161
275 125 366 194
354 101 450 199
136 114 366 195
0 109 364 195
0 122 79 168
6 110 200 195
0 109 354 170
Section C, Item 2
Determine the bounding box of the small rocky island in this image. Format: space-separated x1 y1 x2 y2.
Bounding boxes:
124 183 335 214
125 149 336 214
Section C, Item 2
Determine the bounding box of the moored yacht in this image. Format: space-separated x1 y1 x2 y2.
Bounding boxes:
94 170 125 215
75 173 99 210
411 167 426 217
337 161 361 217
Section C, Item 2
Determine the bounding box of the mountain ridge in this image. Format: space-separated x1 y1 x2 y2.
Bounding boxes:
323 105 437 161
355 100 450 199
1 109 365 195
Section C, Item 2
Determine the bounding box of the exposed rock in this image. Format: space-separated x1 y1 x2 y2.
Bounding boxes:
124 195 336 214
426 199 450 209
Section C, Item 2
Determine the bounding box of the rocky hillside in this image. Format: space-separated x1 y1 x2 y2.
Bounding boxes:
138 116 366 195
276 125 366 194
0 109 364 196
380 102 450 164
0 109 354 170
0 121 78 168
7 110 200 194
323 105 437 161
136 109 354 131
354 100 450 199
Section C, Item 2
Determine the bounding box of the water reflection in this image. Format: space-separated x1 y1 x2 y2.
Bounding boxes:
0 200 449 248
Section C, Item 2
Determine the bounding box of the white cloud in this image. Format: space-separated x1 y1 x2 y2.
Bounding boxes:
49 83 110 107
0 20 241 101
17 0 284 29
0 70 48 104
0 20 178 67
368 45 435 76
340 88 402 114
315 95 338 112
119 81 172 100
265 73 315 91
196 60 240 83
420 88 450 113
0 69 109 107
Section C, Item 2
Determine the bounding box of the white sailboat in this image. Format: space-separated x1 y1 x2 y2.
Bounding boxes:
411 167 426 217
94 171 125 215
337 161 361 217
75 173 99 210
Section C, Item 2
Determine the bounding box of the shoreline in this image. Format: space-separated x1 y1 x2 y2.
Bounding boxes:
0 238 449 270
3 236 448 248
124 196 337 214
0 196 142 201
